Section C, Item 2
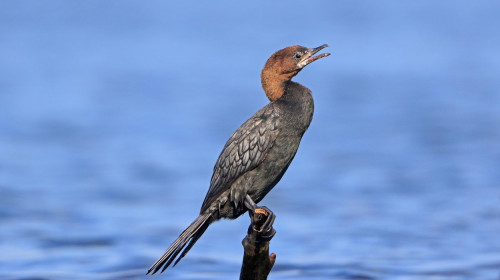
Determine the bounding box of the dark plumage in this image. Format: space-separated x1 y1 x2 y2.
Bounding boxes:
148 44 330 274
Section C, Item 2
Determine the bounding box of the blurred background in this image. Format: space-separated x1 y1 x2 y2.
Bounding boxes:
0 1 499 279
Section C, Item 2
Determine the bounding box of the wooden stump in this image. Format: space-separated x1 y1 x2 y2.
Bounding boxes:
239 207 276 280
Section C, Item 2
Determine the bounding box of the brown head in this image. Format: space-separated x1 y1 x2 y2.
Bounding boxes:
261 44 330 101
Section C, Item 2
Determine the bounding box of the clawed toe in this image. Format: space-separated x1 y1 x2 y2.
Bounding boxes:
249 206 276 241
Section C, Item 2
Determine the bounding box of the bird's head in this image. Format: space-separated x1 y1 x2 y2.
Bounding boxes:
261 44 330 101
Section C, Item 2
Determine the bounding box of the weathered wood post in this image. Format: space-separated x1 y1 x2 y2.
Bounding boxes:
239 207 276 280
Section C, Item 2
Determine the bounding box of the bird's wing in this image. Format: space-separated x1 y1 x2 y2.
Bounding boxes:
200 104 280 213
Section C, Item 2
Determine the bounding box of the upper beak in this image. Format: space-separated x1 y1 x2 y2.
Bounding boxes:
298 44 330 68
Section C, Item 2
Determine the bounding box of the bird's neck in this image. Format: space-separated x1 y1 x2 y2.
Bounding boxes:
261 68 297 102
262 79 285 102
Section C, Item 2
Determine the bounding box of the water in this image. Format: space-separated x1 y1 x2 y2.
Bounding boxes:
1 1 499 279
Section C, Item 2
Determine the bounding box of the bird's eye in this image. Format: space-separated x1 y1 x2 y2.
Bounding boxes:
295 53 302 59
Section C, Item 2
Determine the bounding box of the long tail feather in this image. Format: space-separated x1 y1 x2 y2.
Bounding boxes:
147 213 212 274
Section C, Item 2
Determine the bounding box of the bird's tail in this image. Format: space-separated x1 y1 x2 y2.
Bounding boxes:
147 213 212 274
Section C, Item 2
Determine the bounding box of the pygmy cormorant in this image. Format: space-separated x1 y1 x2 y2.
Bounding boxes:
148 44 330 274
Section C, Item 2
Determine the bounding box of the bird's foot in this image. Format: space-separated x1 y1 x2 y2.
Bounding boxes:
244 195 276 241
249 206 276 242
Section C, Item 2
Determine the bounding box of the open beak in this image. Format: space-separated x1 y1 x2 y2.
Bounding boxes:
298 44 330 69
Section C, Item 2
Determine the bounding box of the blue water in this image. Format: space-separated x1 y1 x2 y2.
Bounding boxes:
1 1 499 279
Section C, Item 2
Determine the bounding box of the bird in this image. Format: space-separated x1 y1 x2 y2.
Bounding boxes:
147 44 330 274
